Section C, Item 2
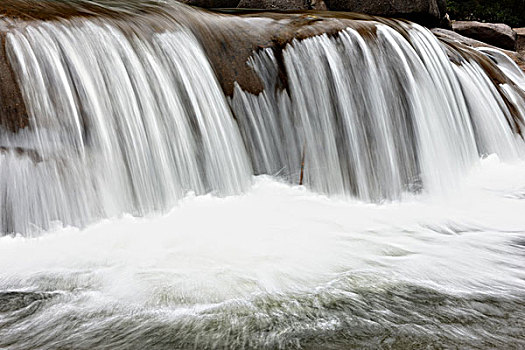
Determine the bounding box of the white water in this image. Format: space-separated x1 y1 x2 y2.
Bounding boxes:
1 155 524 302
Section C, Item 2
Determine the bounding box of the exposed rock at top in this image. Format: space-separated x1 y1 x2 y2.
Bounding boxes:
185 0 447 27
452 21 517 51
179 0 241 8
432 28 525 135
433 28 525 73
323 0 445 27
515 28 525 53
237 0 327 10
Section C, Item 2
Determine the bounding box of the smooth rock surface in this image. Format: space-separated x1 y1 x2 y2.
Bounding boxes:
433 28 525 72
452 21 517 51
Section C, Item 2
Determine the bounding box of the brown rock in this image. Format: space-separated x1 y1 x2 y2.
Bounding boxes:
432 28 525 135
433 28 525 71
0 29 28 132
452 21 517 51
515 28 525 53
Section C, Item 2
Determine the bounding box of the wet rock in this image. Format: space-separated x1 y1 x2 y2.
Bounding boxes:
0 30 29 132
433 28 525 72
516 28 525 53
0 291 54 313
452 21 517 51
173 7 380 96
433 27 525 134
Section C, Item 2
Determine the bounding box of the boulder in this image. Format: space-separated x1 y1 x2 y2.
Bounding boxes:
237 0 327 10
182 0 446 27
452 21 517 51
324 0 445 26
179 0 241 8
236 0 445 26
515 28 525 53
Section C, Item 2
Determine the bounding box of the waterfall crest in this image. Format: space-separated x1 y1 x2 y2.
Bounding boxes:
0 3 524 234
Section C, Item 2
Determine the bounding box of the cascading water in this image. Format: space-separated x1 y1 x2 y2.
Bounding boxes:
1 12 524 233
231 24 525 200
1 1 525 349
1 19 252 234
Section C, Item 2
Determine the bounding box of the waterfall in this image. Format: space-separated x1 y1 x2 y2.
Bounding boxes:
231 24 525 200
0 19 252 235
0 4 525 235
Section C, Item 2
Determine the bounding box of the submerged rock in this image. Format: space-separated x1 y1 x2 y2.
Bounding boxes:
452 21 517 51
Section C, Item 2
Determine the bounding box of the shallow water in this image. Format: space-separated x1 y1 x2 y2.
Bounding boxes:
0 155 524 349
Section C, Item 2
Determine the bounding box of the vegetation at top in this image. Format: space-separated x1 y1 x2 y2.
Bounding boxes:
447 0 525 27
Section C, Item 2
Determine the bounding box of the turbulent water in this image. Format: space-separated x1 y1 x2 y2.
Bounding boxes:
1 158 525 348
0 0 525 348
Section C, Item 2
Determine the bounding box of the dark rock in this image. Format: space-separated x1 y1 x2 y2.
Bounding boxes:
323 0 445 27
237 0 327 10
179 0 241 8
452 21 517 51
0 291 54 313
440 13 452 30
0 29 29 133
515 28 525 53
237 0 307 10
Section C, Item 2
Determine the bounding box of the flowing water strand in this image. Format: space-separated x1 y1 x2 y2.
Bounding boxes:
230 23 525 201
0 20 252 235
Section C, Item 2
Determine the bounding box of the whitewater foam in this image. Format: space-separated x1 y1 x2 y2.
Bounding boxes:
1 155 524 307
